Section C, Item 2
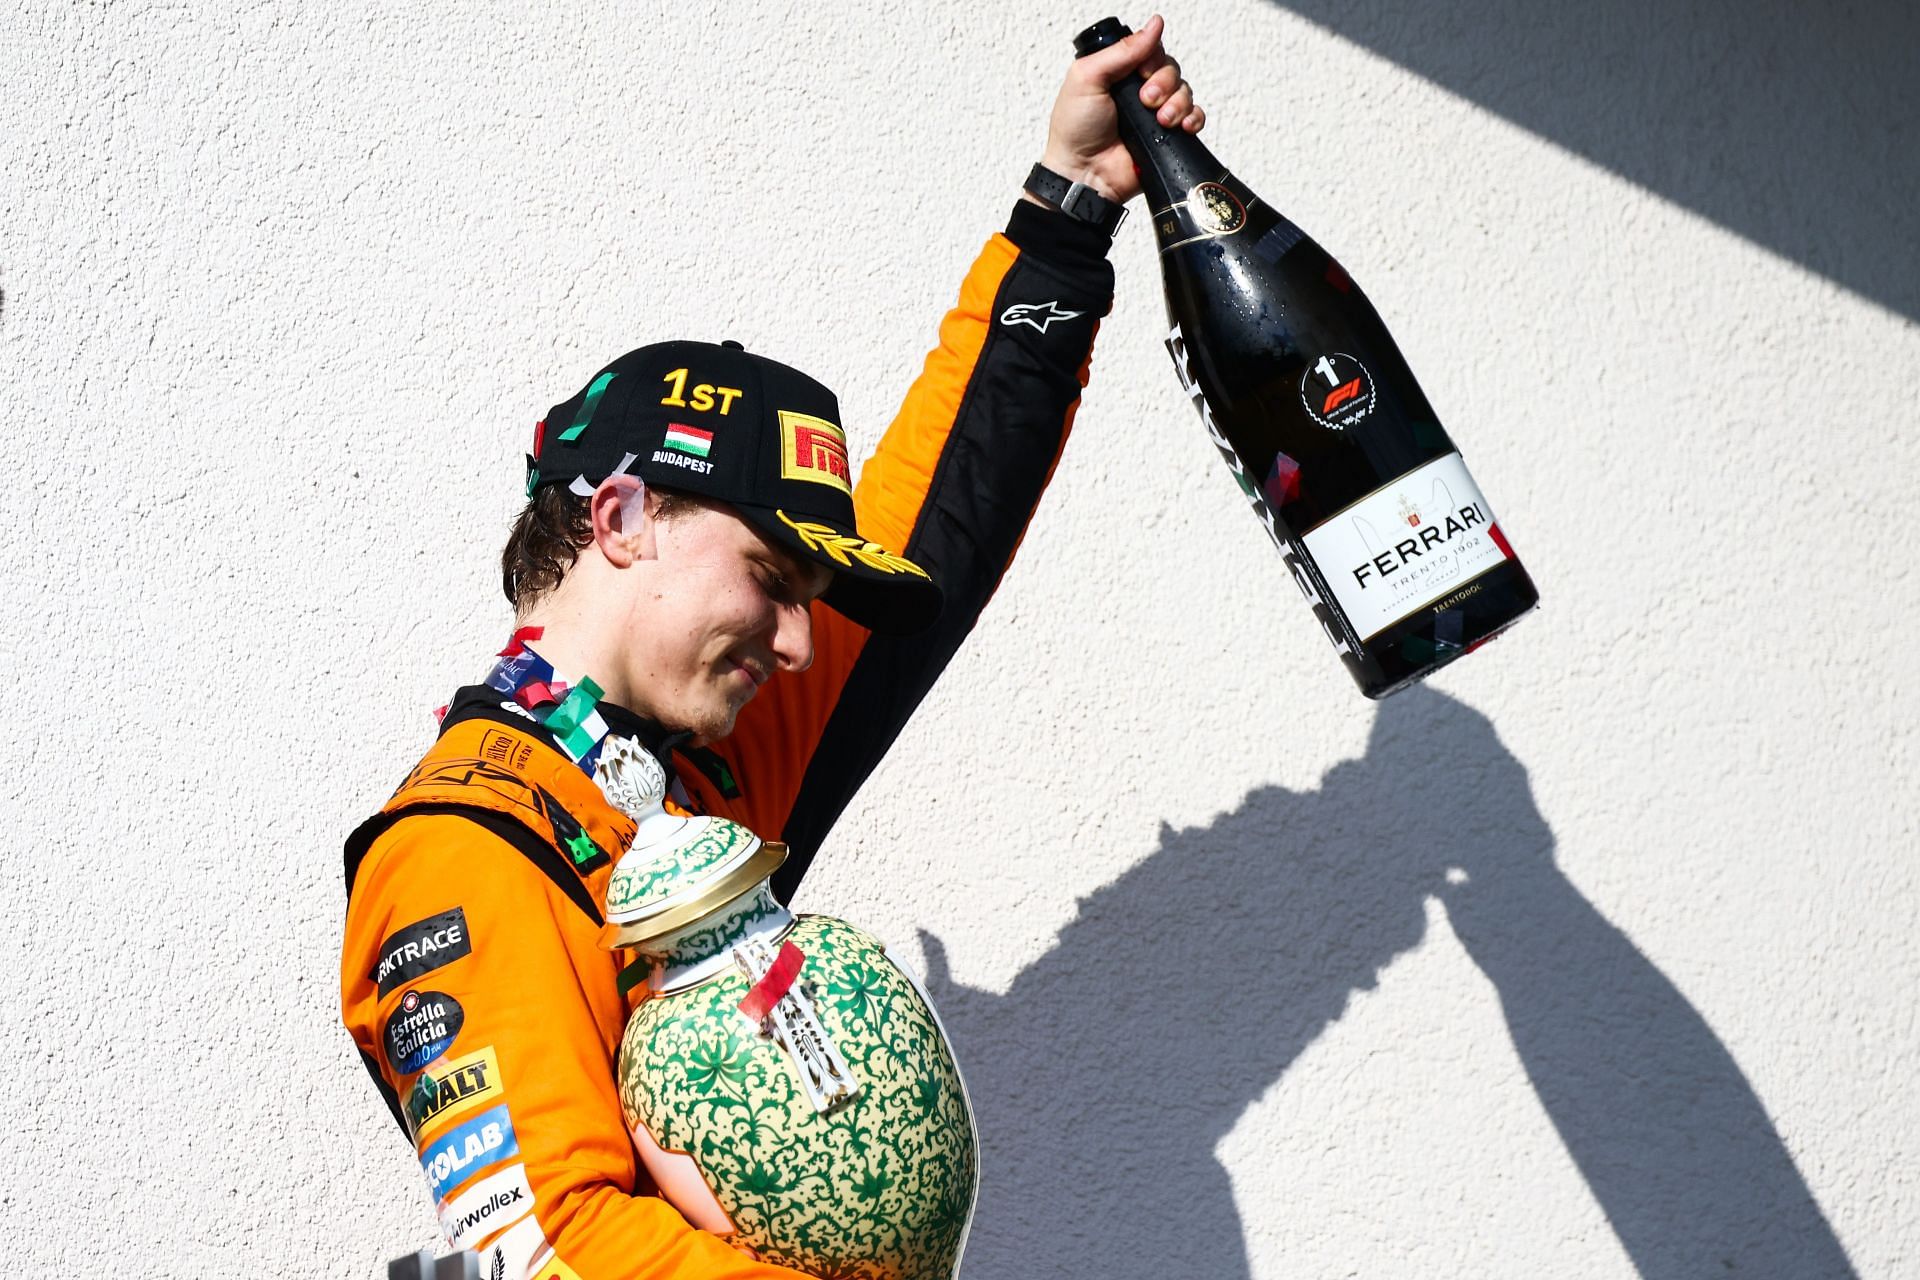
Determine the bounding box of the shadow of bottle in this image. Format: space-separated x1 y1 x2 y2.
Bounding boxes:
921 686 1854 1279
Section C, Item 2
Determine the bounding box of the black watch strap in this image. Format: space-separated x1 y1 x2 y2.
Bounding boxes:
1024 163 1129 237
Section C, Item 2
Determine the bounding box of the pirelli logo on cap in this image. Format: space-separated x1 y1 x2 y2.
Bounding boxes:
778 410 851 496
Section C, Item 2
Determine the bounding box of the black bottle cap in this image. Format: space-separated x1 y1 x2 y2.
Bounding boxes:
1073 16 1131 57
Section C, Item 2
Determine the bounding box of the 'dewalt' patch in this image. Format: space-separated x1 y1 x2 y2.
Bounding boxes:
405 1045 504 1141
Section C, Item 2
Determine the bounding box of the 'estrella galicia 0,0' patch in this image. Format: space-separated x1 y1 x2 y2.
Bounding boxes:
385 989 465 1074
372 907 472 996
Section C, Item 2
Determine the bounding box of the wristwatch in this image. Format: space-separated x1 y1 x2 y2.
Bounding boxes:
1024 163 1129 237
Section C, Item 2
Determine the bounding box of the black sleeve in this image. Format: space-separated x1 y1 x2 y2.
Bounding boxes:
771 205 1118 899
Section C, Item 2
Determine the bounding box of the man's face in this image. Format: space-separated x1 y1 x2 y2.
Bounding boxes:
624 501 832 742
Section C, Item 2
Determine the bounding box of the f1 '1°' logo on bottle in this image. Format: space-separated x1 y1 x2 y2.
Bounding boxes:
1301 353 1376 431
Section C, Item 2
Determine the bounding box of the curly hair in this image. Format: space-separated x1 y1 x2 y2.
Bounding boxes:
500 484 695 612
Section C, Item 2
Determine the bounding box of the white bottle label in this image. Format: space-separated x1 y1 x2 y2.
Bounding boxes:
1300 452 1512 641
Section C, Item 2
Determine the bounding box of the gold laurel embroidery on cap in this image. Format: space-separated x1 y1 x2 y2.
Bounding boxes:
777 511 931 579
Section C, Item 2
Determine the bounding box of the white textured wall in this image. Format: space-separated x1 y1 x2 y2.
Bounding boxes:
5 1 1915 1275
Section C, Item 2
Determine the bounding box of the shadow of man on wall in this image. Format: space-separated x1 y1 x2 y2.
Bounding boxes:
923 686 1854 1279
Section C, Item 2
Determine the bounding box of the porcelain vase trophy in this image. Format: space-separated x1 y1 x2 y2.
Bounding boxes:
592 738 978 1280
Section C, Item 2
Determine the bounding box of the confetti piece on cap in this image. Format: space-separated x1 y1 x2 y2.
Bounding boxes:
558 371 616 444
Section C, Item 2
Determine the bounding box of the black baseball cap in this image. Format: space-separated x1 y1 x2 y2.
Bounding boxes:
526 340 943 634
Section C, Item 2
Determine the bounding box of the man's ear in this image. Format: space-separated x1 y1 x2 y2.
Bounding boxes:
589 476 654 568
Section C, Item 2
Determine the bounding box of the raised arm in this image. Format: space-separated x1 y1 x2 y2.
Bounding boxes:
674 20 1205 896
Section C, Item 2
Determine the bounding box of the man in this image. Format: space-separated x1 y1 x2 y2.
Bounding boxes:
341 18 1205 1279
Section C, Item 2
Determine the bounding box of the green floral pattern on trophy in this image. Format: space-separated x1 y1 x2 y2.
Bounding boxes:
619 916 976 1280
657 890 782 974
606 820 758 915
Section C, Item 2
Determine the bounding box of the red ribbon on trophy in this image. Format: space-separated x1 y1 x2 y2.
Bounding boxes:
737 941 806 1022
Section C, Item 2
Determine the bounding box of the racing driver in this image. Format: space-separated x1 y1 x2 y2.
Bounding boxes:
341 18 1205 1279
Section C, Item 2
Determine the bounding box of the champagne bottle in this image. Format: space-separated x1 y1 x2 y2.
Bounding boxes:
1076 17 1538 698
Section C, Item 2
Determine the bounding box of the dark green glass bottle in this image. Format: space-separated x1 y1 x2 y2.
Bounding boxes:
1076 17 1538 697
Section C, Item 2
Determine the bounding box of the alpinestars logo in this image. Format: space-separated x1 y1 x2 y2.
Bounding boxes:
1000 300 1083 333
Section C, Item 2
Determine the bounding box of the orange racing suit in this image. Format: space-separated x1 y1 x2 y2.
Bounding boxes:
341 204 1115 1279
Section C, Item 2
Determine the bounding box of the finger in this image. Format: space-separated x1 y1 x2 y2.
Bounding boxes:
1139 60 1182 108
1182 103 1207 133
1155 81 1195 128
1076 13 1166 88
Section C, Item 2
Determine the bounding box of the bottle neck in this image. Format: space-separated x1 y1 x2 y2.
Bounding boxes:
1106 71 1231 211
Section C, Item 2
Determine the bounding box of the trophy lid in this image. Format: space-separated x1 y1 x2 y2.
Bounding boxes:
595 735 788 949
602 817 789 949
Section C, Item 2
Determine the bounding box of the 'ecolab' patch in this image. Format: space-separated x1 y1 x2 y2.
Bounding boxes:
419 1103 518 1202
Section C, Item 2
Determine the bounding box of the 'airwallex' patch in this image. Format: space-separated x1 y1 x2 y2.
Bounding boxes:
385 989 465 1074
372 907 472 997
